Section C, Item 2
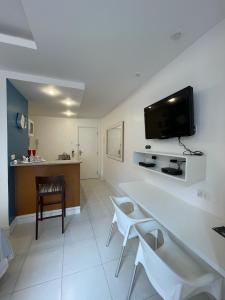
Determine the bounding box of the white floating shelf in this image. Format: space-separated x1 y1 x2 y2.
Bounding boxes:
133 150 206 185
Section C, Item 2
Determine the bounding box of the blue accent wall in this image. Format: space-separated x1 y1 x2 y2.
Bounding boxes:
7 80 29 224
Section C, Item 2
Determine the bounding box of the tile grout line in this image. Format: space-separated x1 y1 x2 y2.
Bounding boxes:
87 184 115 300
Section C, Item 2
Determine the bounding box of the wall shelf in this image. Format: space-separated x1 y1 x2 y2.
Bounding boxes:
133 150 206 185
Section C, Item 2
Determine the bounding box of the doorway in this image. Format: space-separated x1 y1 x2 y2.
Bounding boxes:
78 126 98 179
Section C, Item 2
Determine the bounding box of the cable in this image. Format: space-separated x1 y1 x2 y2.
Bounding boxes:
178 137 204 156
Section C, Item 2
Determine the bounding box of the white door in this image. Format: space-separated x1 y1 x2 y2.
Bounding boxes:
78 127 98 179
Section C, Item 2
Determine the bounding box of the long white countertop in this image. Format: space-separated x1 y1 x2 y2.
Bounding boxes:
11 159 82 167
119 181 225 277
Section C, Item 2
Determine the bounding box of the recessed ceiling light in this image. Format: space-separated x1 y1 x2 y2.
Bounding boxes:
61 98 79 107
42 86 61 97
62 110 77 117
168 97 176 103
170 32 182 41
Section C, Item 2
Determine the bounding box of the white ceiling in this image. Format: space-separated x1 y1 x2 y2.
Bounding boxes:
1 0 225 118
0 0 33 40
10 79 84 118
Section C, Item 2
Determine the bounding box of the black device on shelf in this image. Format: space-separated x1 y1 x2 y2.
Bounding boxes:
144 86 195 139
139 162 156 168
161 167 183 176
213 226 225 238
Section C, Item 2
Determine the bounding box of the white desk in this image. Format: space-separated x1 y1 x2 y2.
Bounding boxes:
120 181 225 278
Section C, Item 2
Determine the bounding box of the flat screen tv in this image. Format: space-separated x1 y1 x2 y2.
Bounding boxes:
144 86 195 139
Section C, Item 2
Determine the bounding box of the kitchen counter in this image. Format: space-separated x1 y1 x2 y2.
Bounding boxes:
13 159 81 216
11 159 82 167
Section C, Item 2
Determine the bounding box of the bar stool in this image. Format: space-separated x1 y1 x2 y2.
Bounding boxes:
35 176 66 240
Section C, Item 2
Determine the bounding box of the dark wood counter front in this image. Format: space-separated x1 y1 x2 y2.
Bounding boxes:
14 162 80 216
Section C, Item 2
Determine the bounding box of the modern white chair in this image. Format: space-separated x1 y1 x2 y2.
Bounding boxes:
106 196 153 277
127 220 223 300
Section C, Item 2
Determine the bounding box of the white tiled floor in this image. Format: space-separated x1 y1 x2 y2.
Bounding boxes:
0 179 213 300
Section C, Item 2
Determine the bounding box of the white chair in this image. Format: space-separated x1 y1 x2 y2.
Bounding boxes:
127 220 223 300
106 196 153 277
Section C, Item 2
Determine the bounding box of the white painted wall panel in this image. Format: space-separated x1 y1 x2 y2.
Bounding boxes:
101 19 225 218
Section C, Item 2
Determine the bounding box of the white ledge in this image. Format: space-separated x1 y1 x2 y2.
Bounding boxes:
0 33 37 49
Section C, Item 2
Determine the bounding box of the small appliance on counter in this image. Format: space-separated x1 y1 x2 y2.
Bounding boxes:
58 152 71 160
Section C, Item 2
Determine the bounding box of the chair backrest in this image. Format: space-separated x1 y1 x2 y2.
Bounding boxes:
110 196 134 235
135 223 184 298
36 176 65 194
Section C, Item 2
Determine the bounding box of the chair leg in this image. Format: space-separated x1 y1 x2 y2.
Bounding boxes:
115 245 126 277
127 264 138 300
40 196 43 221
115 228 130 277
62 194 65 234
35 196 39 240
63 191 66 217
106 222 114 247
154 229 158 250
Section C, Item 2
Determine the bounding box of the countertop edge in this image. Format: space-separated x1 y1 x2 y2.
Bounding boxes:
10 160 82 167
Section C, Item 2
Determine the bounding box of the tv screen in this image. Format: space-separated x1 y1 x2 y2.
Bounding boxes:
144 86 195 139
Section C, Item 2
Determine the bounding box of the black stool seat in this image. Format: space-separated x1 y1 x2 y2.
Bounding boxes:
35 176 66 240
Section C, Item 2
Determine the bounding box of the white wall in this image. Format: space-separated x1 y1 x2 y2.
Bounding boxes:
0 73 9 228
29 116 101 171
101 19 225 219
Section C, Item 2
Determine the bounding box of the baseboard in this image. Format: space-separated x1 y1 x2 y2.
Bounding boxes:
102 177 125 196
16 206 80 224
9 218 17 234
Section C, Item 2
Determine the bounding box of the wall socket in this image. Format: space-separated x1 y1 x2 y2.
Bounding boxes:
197 189 207 199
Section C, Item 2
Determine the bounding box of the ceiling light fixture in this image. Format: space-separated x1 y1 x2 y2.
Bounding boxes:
42 86 61 97
62 110 76 117
61 98 79 107
168 97 176 103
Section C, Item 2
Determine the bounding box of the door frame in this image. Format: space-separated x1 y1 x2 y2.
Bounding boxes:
77 126 99 178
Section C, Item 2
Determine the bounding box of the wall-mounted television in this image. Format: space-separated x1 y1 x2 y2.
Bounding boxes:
144 86 195 139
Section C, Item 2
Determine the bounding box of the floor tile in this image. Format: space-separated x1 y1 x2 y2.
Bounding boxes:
12 223 35 238
0 256 25 296
11 279 61 300
15 247 63 291
10 235 32 255
29 225 64 252
103 255 156 300
91 216 114 239
96 232 138 264
63 238 101 276
64 219 94 245
62 265 111 300
87 202 111 220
